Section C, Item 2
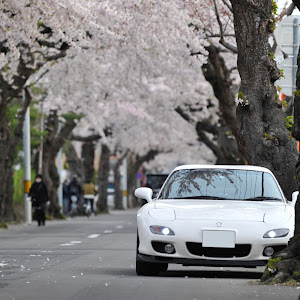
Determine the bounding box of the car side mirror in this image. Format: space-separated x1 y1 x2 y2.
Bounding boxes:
135 187 153 203
291 191 299 207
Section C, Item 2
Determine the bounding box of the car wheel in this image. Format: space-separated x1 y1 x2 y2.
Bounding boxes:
136 233 168 276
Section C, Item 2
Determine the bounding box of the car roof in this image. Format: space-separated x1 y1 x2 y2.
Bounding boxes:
173 165 273 174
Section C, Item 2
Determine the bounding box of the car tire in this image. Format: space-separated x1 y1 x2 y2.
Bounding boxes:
136 233 168 276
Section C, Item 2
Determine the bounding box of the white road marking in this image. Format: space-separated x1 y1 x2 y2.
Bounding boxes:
60 240 83 246
116 225 124 229
0 263 7 267
88 234 100 239
104 230 112 234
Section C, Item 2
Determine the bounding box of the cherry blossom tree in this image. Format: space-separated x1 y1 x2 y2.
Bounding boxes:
0 0 208 219
229 0 297 199
189 0 298 200
25 0 210 213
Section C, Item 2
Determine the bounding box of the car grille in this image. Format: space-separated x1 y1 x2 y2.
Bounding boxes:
186 242 251 258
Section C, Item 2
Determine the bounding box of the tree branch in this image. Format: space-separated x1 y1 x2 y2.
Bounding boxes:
196 129 223 159
219 39 238 54
207 34 236 38
221 0 233 12
70 134 102 142
196 121 219 135
24 69 49 89
286 2 296 16
51 120 77 155
213 0 238 54
136 149 160 167
175 106 192 123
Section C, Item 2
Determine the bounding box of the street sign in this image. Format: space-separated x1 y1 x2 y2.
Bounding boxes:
274 16 300 55
275 57 295 96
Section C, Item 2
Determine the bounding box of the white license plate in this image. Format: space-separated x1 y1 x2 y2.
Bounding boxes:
202 230 235 248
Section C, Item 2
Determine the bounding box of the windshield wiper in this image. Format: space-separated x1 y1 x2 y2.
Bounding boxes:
173 196 228 200
244 196 282 201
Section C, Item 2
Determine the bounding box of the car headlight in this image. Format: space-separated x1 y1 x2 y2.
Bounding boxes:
263 228 290 238
150 225 175 236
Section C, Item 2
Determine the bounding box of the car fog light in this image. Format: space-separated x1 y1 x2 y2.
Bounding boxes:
165 244 175 254
264 247 274 257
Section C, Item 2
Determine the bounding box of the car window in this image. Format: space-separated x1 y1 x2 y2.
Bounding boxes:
145 174 168 190
159 169 283 201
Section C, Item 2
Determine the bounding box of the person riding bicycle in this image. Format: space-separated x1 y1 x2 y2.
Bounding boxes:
83 180 96 215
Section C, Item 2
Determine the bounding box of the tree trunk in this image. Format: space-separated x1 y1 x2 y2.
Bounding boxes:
0 40 68 223
261 3 300 282
0 89 31 222
202 43 238 138
216 123 242 165
114 158 123 210
81 141 95 182
42 110 77 217
97 144 110 213
127 150 159 208
201 43 244 163
64 141 83 178
43 146 60 217
127 154 140 208
230 0 297 199
0 99 12 222
176 105 242 165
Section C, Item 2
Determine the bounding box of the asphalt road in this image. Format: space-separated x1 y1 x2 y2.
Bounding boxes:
0 209 299 300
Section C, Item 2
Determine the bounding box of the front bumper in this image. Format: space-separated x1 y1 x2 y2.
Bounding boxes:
137 218 292 263
137 253 268 267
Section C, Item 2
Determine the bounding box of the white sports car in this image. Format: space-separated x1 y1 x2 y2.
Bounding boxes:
135 165 297 276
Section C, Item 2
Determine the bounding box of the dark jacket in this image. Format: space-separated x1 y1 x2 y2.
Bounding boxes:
63 184 69 199
29 181 49 208
68 179 81 196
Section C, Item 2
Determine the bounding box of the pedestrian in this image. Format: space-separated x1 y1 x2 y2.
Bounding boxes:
29 174 49 226
68 175 82 212
62 180 69 215
83 180 96 215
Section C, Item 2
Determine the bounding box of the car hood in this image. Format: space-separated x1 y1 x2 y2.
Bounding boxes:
154 200 287 222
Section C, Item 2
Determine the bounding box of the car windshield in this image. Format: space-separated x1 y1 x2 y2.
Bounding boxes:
158 169 284 201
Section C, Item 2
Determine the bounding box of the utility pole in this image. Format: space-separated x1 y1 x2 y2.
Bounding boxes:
38 98 44 174
23 89 32 224
122 156 128 209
